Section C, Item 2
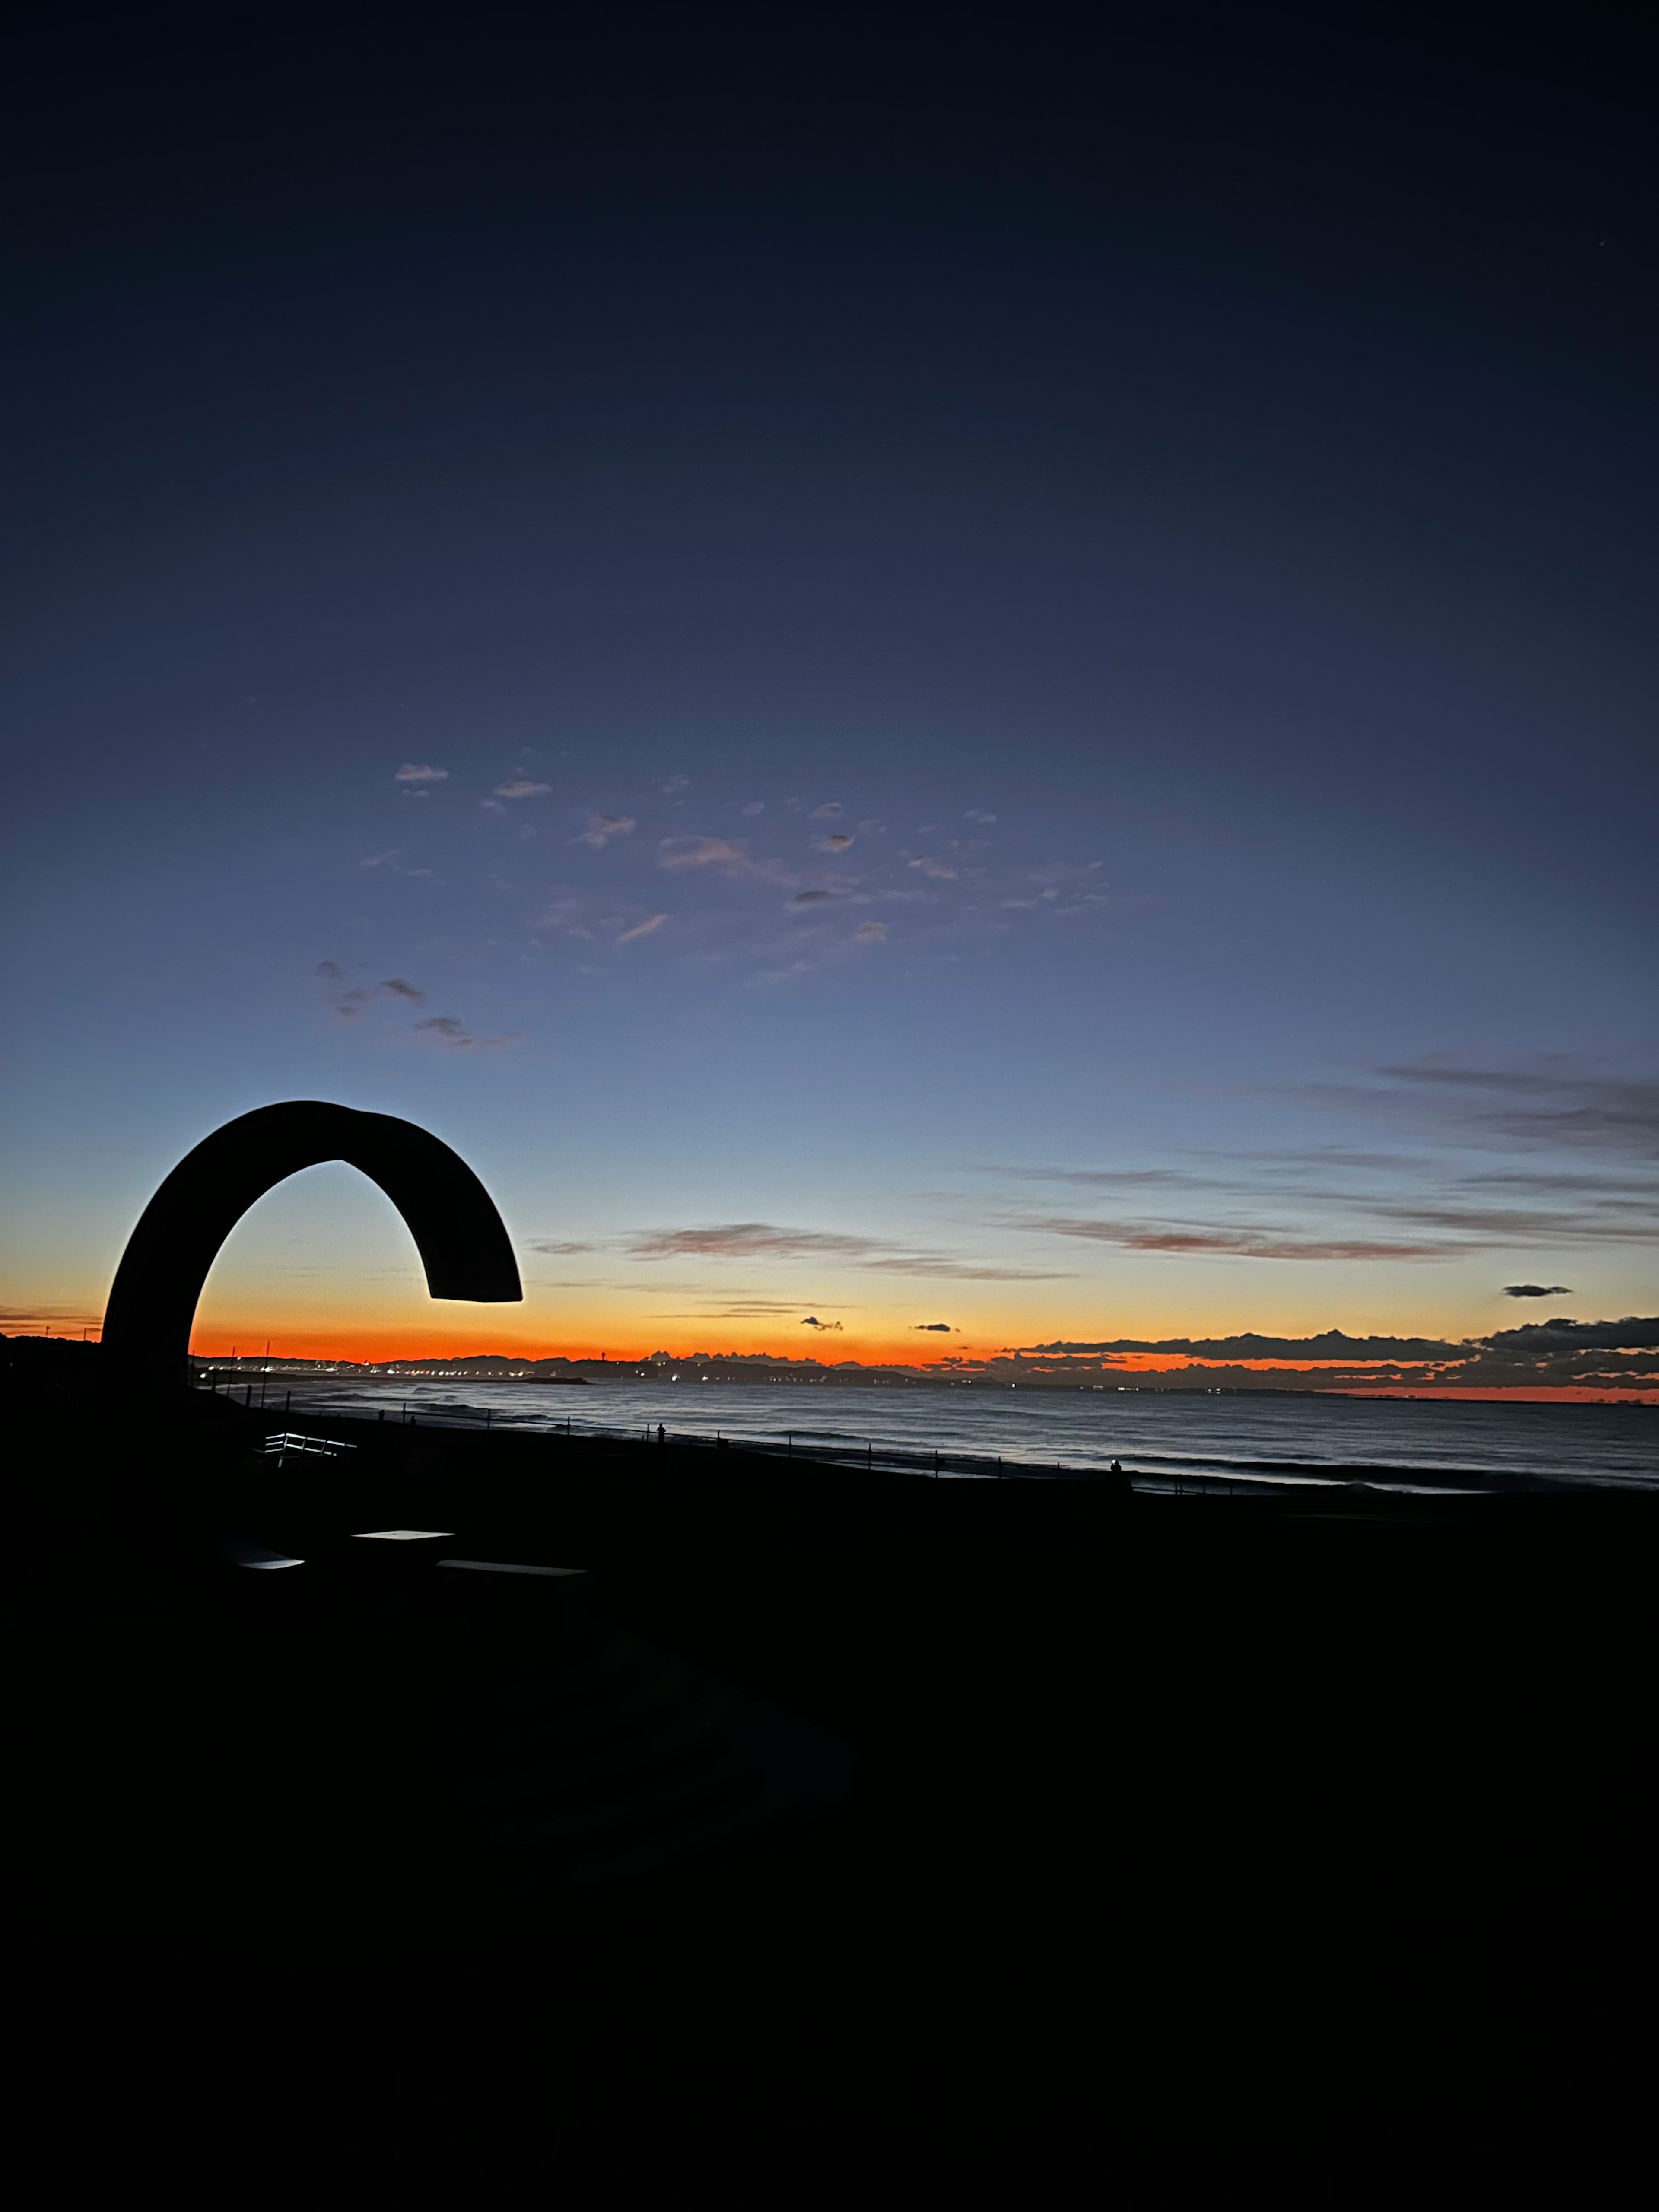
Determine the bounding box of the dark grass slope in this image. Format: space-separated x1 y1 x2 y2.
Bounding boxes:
3 1337 1655 2203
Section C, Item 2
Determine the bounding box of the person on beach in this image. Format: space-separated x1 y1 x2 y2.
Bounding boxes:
657 1423 665 1445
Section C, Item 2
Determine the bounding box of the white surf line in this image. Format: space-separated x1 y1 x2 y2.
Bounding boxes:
436 1559 588 1577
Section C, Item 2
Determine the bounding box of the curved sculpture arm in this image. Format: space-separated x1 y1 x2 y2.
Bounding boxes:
102 1101 522 1388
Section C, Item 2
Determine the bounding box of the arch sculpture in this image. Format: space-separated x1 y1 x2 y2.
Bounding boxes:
102 1102 521 1389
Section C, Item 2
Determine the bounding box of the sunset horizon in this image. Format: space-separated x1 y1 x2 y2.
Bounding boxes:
5 11 1656 2192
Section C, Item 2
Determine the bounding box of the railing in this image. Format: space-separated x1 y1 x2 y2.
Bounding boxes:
261 1431 356 1459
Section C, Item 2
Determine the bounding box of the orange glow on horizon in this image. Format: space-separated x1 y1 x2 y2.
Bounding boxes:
185 1321 973 1367
178 1325 1659 1402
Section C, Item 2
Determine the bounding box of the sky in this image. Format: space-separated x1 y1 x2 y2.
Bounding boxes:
2 8 1655 1391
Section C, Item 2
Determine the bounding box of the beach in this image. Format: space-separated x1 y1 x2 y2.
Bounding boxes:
261 1370 1659 1493
4 1338 1656 2198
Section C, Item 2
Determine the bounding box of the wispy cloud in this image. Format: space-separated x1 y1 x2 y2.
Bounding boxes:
394 763 448 782
909 856 957 879
577 813 635 848
981 1090 1659 1259
855 920 887 941
1503 1283 1574 1297
659 836 756 872
1300 1058 1659 1159
495 779 552 800
800 1315 843 1330
651 1299 845 1319
413 1015 524 1049
1019 1216 1451 1261
631 1224 881 1261
321 973 431 1020
616 912 667 943
626 1221 1065 1279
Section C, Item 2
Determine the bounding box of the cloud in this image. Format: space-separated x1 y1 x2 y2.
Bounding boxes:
413 1016 523 1049
984 1141 1659 1260
663 775 691 794
530 897 579 931
1021 1331 1465 1360
495 779 552 800
964 810 997 822
909 857 957 879
857 1257 1067 1279
913 1322 954 1331
740 801 764 816
616 912 667 943
631 1224 880 1261
528 1240 598 1254
855 921 887 941
313 960 342 979
988 1165 1205 1189
326 976 428 1017
626 1221 1065 1279
1503 1283 1574 1298
809 803 844 819
1481 1315 1659 1355
1030 860 1103 886
815 834 855 853
394 763 448 782
792 890 833 906
801 1316 843 1330
1306 1058 1659 1159
360 850 400 868
1020 1215 1450 1260
997 1315 1659 1393
577 813 635 848
659 836 753 871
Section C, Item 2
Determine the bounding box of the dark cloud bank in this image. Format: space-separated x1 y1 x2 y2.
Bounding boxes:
1000 1319 1659 1393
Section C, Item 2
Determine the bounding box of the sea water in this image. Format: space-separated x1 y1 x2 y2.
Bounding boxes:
270 1375 1658 1491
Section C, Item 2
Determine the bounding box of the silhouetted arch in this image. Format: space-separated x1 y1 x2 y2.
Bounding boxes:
102 1102 521 1388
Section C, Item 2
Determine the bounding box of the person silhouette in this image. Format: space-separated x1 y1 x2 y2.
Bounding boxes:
657 1423 666 1445
1110 1459 1122 1475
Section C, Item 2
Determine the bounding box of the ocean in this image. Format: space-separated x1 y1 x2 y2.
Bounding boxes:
266 1375 1659 1493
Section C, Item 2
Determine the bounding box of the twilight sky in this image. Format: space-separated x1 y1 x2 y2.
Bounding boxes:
3 9 1655 1382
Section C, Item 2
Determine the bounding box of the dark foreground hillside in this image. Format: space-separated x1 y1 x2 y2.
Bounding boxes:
2 1338 1653 2204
